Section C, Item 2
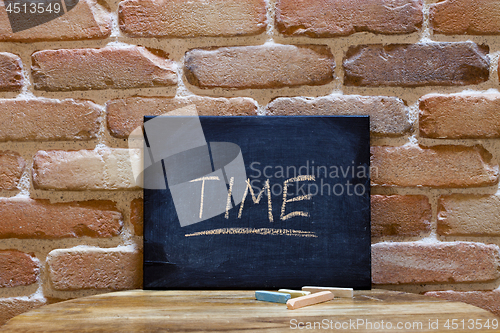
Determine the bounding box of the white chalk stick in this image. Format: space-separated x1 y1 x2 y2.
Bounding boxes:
278 289 311 298
286 291 334 310
302 286 353 298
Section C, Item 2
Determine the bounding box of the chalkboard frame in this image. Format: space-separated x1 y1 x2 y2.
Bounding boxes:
143 116 371 290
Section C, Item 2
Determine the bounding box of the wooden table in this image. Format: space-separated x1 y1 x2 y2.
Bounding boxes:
1 289 499 332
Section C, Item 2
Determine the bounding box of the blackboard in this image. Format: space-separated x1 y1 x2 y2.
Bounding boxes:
143 116 371 290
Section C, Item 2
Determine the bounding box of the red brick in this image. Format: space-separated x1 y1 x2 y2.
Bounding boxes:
425 290 500 317
107 96 258 138
276 0 423 37
372 242 500 284
185 44 334 89
430 0 500 35
343 43 489 87
0 151 25 190
0 99 100 141
438 194 500 236
32 46 177 92
0 250 38 288
371 195 431 238
0 198 122 239
266 95 411 137
32 148 140 190
0 298 46 327
130 199 143 236
420 94 500 139
47 248 142 290
496 62 500 84
119 0 266 38
0 53 22 92
371 144 499 188
0 0 110 42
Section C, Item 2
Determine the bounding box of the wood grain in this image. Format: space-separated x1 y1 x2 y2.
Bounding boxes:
1 289 499 332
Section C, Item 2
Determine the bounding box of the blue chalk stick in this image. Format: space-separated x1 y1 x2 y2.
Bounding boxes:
255 291 291 303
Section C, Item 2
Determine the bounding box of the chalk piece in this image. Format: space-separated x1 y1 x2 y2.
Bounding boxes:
302 286 353 298
255 291 291 303
278 289 311 298
286 291 334 310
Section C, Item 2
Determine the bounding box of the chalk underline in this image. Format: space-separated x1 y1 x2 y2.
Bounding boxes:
184 228 317 238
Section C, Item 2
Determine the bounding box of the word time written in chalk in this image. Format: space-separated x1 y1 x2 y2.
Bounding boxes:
190 175 315 222
190 165 368 222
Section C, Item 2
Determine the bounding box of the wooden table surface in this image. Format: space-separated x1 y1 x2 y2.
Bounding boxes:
1 289 499 332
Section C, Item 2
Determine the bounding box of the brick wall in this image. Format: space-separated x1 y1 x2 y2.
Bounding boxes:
1 0 500 325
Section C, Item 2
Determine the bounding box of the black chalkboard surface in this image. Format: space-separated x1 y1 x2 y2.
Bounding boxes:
143 116 371 290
